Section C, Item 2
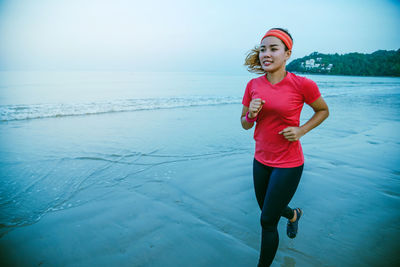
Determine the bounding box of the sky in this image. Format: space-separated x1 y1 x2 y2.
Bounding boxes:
0 0 399 73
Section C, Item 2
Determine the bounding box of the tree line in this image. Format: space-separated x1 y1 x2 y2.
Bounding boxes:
286 49 400 77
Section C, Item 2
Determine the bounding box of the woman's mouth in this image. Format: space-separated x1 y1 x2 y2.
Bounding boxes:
262 60 272 66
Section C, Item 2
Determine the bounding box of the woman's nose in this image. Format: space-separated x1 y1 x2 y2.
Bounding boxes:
261 51 271 58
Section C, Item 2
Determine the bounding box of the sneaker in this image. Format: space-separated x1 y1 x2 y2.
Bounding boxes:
287 208 303 239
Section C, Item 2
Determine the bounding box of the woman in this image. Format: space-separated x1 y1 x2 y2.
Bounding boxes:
240 28 329 266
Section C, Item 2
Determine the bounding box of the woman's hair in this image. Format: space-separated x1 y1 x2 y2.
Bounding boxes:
244 28 293 74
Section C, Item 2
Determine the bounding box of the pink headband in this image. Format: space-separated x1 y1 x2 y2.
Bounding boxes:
261 29 293 50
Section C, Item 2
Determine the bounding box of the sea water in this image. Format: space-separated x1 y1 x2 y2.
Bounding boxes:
0 71 399 265
0 71 251 231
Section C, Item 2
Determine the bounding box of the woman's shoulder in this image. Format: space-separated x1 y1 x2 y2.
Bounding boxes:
288 72 307 81
288 72 321 102
248 74 266 82
245 74 266 88
288 72 317 89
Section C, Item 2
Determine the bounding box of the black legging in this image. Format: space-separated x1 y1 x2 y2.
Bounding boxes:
253 158 304 267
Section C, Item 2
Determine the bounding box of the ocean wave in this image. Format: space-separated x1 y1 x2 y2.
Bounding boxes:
0 96 242 122
2 90 386 122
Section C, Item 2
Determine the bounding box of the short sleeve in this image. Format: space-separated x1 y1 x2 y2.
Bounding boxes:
242 80 252 107
302 78 321 105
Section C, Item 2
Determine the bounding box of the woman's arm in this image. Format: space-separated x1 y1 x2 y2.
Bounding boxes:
279 96 329 141
241 98 265 130
300 96 329 135
241 105 255 130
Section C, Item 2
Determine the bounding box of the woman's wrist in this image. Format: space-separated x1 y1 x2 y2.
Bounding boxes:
246 111 257 122
299 126 308 136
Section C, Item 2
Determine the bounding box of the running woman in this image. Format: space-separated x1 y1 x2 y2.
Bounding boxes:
240 28 329 266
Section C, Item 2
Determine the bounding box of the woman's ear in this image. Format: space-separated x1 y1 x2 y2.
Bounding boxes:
285 50 292 60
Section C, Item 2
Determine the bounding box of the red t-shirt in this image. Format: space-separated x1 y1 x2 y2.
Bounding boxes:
242 72 321 168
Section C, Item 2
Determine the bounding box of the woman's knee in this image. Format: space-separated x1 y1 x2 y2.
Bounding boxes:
260 212 279 231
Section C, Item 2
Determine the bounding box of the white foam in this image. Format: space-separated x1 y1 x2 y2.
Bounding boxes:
0 96 242 121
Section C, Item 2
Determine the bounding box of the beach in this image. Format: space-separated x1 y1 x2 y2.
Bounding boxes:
0 72 399 266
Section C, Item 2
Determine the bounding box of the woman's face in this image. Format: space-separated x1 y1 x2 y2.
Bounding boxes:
259 36 291 73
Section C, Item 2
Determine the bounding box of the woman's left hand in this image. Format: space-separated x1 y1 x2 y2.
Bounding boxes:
278 127 305 142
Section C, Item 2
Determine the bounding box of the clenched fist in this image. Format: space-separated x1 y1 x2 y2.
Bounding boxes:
248 98 266 118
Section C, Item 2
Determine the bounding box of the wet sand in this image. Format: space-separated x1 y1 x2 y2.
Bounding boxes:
1 95 400 266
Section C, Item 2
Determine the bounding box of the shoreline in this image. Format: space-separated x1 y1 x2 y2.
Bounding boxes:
290 71 400 78
1 77 399 266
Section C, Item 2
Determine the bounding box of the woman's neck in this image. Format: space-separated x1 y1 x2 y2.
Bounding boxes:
266 68 287 85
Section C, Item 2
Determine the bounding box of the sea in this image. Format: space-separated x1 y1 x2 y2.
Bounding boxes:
0 71 399 266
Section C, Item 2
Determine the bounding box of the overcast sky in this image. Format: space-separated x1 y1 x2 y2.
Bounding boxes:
0 0 399 72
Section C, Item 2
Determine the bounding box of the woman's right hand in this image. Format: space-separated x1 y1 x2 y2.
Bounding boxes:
248 98 266 118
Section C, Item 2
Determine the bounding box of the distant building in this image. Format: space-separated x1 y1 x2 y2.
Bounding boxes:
305 59 315 68
300 59 332 71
